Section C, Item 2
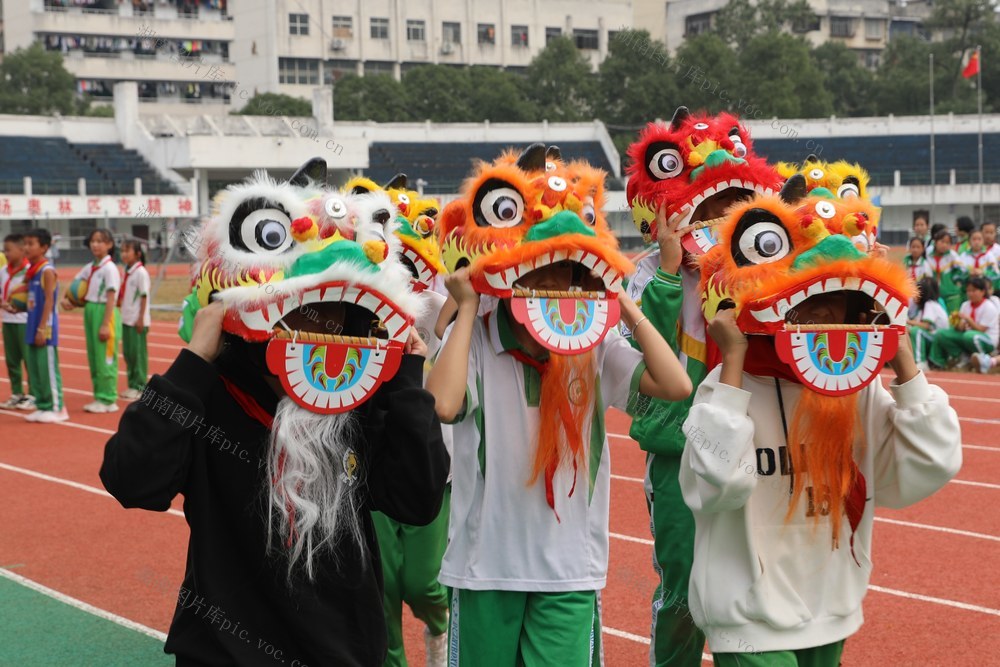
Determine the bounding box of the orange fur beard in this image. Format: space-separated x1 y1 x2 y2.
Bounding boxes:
786 389 865 546
526 351 596 514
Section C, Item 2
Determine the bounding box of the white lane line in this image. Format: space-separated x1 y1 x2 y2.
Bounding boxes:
601 625 651 645
610 532 654 546
872 517 1000 542
0 568 167 642
58 332 182 351
611 473 644 484
0 461 184 518
51 345 176 364
868 585 1000 617
0 376 129 403
950 479 1000 490
0 409 117 436
961 417 1000 425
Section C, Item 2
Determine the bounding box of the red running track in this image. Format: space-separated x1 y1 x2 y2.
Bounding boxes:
0 314 997 665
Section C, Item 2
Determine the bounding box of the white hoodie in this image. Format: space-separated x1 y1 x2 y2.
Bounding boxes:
680 367 961 654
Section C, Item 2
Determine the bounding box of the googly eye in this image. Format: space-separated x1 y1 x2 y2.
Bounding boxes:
240 209 292 254
732 141 747 158
545 161 557 172
548 176 567 192
324 196 348 219
815 201 837 219
694 122 709 130
837 182 860 199
582 203 597 225
737 222 791 265
397 193 410 206
474 180 525 228
648 147 684 180
809 168 825 181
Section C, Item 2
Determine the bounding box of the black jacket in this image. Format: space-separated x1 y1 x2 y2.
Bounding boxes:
100 346 449 667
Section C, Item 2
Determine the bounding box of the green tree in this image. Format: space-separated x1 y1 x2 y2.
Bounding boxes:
596 31 679 125
333 74 411 122
235 92 311 116
0 43 76 115
731 32 833 118
401 65 473 122
925 0 996 98
713 0 817 50
810 42 876 117
868 37 976 115
672 34 739 114
466 66 538 122
523 36 595 121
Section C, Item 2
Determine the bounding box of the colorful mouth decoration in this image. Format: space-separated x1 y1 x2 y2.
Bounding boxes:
626 107 783 254
699 174 913 396
438 144 632 354
180 158 419 413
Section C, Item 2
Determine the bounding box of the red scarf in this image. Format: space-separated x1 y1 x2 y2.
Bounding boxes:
971 252 988 269
24 258 48 283
2 259 28 301
118 261 143 307
969 300 983 323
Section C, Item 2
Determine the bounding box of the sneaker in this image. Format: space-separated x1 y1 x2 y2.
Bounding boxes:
34 408 69 423
15 395 36 411
84 401 119 413
0 394 23 409
974 353 993 374
24 409 43 422
120 388 143 400
424 626 448 667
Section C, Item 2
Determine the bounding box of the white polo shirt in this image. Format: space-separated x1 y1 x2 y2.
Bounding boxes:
75 256 121 304
961 298 1000 347
119 262 151 327
439 305 645 592
1 261 28 325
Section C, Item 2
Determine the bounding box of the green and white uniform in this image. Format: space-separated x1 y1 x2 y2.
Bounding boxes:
929 298 1000 367
75 256 121 405
441 305 645 665
909 299 948 364
624 251 707 667
374 289 452 666
929 250 965 314
2 260 31 397
119 261 151 392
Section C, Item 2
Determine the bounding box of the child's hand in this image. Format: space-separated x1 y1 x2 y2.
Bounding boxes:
99 324 110 342
187 301 226 362
135 322 145 334
869 242 889 259
445 269 480 310
707 308 748 358
656 203 683 275
0 302 12 314
404 327 428 357
59 298 74 311
34 330 47 346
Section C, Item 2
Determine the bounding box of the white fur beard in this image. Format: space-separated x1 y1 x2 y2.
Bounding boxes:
267 397 365 580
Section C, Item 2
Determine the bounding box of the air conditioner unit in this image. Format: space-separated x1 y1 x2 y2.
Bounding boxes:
330 39 346 51
440 42 454 55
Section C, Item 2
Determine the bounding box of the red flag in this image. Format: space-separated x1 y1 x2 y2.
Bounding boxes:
963 50 980 79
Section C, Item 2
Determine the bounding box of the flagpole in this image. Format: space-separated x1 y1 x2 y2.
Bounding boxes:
977 44 984 222
930 52 936 223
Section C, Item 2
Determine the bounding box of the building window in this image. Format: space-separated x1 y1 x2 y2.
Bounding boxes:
407 19 425 42
478 23 496 45
573 29 599 50
325 58 357 83
890 20 917 38
792 15 820 33
289 13 309 36
545 27 562 44
862 49 881 69
865 18 884 40
511 25 528 47
443 21 461 44
371 17 389 40
830 17 855 38
364 61 395 76
685 12 713 37
279 57 319 84
332 16 353 38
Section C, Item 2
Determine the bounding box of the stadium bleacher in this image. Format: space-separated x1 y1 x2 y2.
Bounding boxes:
366 141 618 194
0 136 179 195
753 133 1000 188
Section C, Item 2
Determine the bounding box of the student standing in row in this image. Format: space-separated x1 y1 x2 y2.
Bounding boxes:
23 229 66 423
1 234 34 410
62 229 122 413
118 240 150 400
